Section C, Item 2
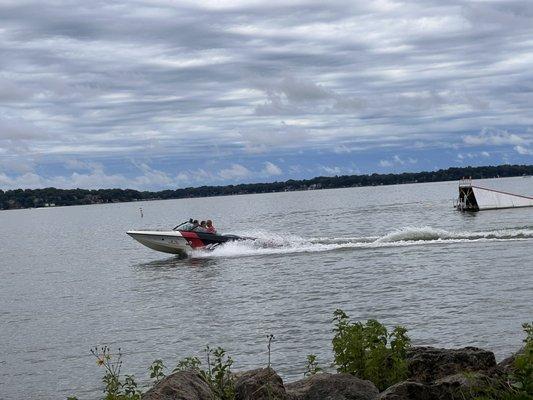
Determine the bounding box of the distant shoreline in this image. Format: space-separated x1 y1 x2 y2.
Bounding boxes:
1 164 532 211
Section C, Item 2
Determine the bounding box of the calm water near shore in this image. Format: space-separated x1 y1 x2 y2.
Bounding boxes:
1 177 532 399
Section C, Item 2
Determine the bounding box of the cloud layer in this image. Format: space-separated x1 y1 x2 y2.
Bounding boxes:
1 0 532 189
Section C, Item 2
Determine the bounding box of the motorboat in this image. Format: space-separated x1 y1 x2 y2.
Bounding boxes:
127 221 248 255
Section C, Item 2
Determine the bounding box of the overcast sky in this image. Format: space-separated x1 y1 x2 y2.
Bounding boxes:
1 0 532 190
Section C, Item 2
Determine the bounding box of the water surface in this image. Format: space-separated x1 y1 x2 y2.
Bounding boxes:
1 177 532 399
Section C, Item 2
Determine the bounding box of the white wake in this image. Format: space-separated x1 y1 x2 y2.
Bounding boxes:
191 226 533 259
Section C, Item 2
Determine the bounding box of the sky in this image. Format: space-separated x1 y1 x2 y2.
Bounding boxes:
1 0 533 190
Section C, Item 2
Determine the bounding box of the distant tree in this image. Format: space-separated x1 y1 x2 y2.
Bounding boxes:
1 164 532 210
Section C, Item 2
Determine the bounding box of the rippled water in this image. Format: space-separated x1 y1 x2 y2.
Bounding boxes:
1 177 532 399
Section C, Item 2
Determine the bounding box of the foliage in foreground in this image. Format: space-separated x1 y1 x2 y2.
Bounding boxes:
331 309 411 391
512 323 533 396
70 345 235 400
69 319 532 400
304 354 322 377
155 346 236 400
88 346 142 400
466 322 533 400
201 345 235 400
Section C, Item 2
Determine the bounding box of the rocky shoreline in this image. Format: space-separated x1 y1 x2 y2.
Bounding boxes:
142 345 526 400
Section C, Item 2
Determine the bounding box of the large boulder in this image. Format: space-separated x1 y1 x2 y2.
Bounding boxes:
377 381 431 400
286 373 379 400
431 372 495 399
234 367 288 400
407 347 496 383
377 373 494 400
142 370 213 400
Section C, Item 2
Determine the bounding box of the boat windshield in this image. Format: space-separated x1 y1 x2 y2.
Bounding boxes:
173 221 215 233
173 221 194 231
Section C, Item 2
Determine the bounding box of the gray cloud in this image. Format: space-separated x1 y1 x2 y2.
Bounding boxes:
254 76 366 116
462 129 529 146
0 118 50 141
1 0 533 187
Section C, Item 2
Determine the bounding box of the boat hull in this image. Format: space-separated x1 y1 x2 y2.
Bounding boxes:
127 231 190 255
127 229 247 255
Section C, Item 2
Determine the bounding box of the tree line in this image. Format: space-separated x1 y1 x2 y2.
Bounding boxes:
1 164 532 210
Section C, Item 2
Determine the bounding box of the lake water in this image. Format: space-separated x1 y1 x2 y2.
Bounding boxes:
1 177 532 399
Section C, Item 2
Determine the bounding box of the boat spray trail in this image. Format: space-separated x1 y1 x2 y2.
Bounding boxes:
191 226 533 259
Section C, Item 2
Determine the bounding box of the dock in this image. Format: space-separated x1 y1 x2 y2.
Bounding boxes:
454 178 533 211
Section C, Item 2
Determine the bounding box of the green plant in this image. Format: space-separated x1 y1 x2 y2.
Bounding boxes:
203 345 235 400
267 334 275 368
123 375 140 399
264 334 280 400
304 354 322 377
458 375 531 400
72 345 237 400
149 359 166 383
458 323 533 400
90 346 141 400
170 347 235 400
511 323 533 395
388 326 410 384
331 309 410 391
173 356 202 372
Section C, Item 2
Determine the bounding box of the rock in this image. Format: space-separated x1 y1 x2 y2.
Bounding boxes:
377 381 431 400
432 372 495 400
378 372 494 400
286 373 379 400
434 371 486 387
497 347 524 373
234 367 288 400
407 347 496 383
142 370 213 400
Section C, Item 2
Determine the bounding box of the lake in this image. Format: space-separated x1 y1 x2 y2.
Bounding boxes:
1 177 532 399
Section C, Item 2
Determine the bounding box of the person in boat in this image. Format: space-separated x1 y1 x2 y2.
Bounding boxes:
182 219 199 231
206 220 216 234
193 220 208 233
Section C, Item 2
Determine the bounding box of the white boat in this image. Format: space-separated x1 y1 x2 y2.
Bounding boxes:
127 221 247 255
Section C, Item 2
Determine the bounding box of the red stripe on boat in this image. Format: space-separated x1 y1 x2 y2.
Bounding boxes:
179 231 205 249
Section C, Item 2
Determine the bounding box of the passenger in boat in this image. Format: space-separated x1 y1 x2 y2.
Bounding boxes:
206 220 216 234
192 220 208 233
